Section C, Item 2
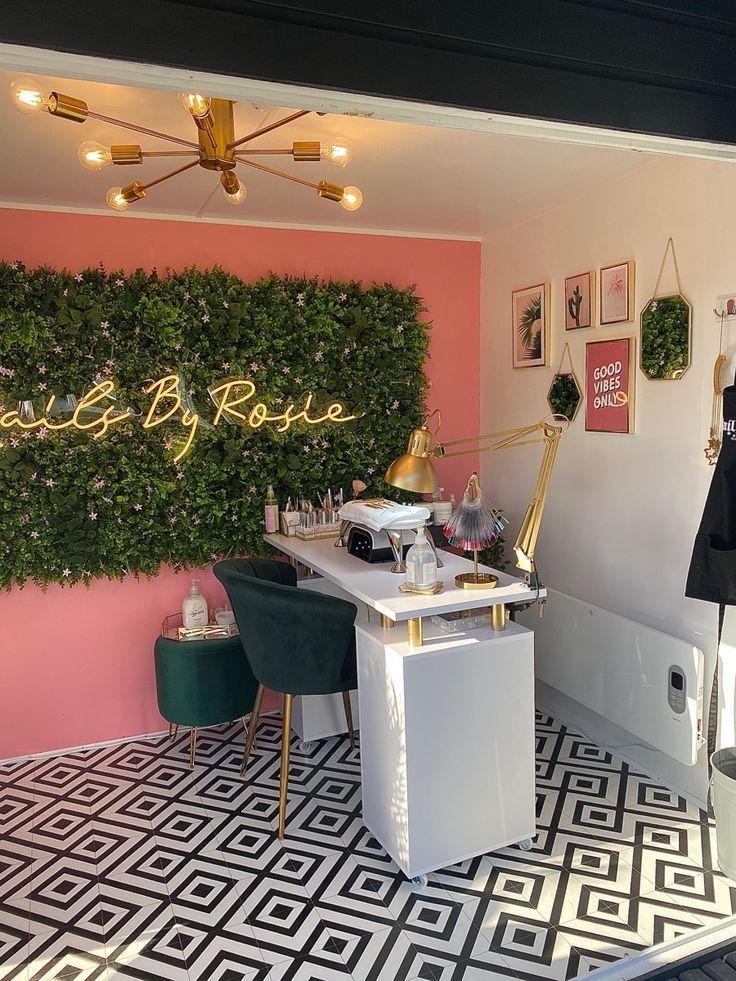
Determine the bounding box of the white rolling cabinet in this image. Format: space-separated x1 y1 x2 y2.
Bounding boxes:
357 618 536 879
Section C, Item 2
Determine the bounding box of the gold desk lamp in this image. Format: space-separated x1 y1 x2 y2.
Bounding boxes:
385 410 569 593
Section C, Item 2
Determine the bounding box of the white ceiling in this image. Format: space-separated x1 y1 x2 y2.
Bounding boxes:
0 69 652 238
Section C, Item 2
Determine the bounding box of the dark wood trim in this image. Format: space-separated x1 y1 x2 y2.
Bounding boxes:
3 1 736 144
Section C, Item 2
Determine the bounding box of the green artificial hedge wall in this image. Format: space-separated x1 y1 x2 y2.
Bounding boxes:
0 262 429 587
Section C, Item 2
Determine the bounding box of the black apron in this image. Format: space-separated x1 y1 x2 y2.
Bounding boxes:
686 384 736 806
686 384 736 605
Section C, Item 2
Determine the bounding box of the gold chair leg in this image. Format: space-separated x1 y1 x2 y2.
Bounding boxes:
168 722 179 742
278 694 293 840
240 684 264 778
189 728 197 770
342 691 356 750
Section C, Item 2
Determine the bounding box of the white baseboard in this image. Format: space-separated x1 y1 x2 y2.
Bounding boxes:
0 710 280 767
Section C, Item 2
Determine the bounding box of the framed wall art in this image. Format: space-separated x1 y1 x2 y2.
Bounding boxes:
585 336 636 434
564 271 594 330
600 260 634 325
512 282 549 368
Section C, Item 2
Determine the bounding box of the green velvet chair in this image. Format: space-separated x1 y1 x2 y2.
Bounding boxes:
214 557 358 839
154 633 260 769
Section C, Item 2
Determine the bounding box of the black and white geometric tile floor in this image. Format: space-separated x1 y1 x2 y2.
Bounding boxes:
0 711 733 981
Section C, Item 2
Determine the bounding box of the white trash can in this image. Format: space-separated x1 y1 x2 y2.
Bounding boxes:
711 748 736 880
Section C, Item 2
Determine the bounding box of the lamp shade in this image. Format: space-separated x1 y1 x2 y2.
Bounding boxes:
384 426 439 494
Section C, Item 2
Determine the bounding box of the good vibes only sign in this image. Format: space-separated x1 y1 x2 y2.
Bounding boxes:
585 336 635 434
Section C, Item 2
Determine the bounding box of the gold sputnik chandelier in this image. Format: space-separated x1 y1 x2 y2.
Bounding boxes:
10 78 363 213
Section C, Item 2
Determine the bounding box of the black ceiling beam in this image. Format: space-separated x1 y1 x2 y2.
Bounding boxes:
3 0 736 145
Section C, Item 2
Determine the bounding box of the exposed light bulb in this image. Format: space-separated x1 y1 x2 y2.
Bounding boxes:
340 185 363 211
323 143 353 167
222 178 247 205
10 77 47 116
106 187 129 212
78 141 112 171
178 92 211 118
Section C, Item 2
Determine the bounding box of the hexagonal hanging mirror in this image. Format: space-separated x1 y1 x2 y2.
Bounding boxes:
640 294 692 380
547 371 582 421
547 342 582 421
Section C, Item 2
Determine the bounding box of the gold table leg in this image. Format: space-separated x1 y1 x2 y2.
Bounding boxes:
189 727 198 769
241 683 264 777
491 603 507 631
278 694 294 840
407 616 423 647
380 614 395 629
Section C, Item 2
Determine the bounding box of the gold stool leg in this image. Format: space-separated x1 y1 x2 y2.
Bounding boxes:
278 694 294 840
342 691 356 750
189 728 197 770
241 684 264 778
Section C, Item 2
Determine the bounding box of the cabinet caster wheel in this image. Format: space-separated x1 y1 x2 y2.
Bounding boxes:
299 741 315 753
411 874 429 888
518 838 534 852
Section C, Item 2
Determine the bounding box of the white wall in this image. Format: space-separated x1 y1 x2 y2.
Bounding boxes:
481 153 736 800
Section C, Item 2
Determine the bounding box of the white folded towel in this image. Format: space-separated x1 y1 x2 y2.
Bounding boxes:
339 499 431 533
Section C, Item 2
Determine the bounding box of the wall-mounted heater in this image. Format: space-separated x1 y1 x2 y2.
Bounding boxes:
519 589 704 766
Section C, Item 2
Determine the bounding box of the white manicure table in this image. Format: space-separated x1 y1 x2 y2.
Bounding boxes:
265 532 542 881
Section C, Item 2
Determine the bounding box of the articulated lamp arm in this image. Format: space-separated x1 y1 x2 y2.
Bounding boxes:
385 414 568 580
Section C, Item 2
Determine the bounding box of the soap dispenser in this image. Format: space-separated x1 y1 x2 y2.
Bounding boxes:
405 525 438 590
183 579 209 628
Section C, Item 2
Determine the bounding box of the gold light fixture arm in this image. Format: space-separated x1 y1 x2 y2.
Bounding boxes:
87 110 200 149
235 156 321 190
228 109 311 150
137 159 200 191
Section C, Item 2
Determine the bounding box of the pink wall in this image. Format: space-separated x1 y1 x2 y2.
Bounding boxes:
0 208 480 759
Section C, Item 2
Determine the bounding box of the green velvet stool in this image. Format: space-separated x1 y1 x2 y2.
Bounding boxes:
154 633 260 769
214 557 358 839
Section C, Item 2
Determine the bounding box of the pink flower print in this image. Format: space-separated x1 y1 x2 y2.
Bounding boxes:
74 273 83 282
115 278 124 287
339 292 347 302
89 511 98 521
296 293 305 306
250 362 259 372
30 531 39 539
38 364 47 375
202 314 210 323
21 514 29 524
282 366 290 374
314 351 324 362
45 478 55 487
35 427 48 440
54 345 63 354
222 362 230 372
133 503 143 511
391 400 399 410
223 300 229 309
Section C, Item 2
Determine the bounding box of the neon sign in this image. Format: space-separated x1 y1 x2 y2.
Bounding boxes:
0 374 359 461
